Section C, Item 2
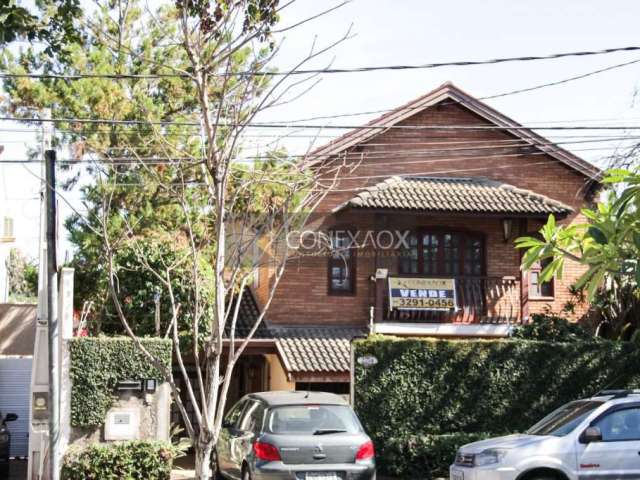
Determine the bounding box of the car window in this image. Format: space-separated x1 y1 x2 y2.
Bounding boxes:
224 400 247 428
266 404 362 435
596 407 640 441
238 400 264 432
527 401 603 436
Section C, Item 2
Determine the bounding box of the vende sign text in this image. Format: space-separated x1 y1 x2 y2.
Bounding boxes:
388 277 457 311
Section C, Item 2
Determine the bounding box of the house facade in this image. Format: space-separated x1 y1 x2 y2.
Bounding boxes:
215 83 601 401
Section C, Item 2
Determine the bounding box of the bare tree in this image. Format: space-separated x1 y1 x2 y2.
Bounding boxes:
76 1 351 478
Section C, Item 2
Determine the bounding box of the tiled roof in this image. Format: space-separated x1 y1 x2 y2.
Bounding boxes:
273 327 365 373
224 289 271 339
338 176 573 216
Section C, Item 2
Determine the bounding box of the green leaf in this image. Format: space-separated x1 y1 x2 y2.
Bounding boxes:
588 226 608 245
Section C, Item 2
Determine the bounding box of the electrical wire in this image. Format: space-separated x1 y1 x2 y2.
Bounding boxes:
0 136 634 166
3 115 640 131
2 45 640 78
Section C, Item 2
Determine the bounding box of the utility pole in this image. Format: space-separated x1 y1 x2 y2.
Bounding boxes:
45 148 60 480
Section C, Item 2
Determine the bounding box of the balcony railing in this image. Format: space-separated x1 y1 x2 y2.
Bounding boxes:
374 275 520 324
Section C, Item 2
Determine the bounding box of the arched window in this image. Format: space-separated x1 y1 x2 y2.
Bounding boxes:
399 230 485 276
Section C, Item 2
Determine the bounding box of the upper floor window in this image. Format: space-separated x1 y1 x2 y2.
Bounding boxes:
399 230 484 276
328 230 356 295
529 257 554 298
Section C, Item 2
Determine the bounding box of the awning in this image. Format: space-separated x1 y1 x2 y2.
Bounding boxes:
272 327 365 380
335 176 573 217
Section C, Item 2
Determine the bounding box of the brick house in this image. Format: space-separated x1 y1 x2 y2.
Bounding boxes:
216 82 601 399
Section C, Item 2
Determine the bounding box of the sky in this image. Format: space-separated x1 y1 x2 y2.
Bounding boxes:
2 0 640 261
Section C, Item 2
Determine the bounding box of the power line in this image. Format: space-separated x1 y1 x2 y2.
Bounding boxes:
0 144 615 170
245 57 640 124
2 45 640 79
4 115 640 131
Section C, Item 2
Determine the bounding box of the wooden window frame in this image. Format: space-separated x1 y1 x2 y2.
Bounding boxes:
327 228 357 296
398 228 486 277
529 256 555 299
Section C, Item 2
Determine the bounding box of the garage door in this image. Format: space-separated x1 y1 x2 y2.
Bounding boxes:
0 357 32 458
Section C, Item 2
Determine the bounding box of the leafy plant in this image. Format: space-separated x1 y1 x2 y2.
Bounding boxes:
354 336 640 477
6 248 38 302
516 169 640 337
68 337 171 427
61 440 177 480
512 313 593 342
379 433 489 479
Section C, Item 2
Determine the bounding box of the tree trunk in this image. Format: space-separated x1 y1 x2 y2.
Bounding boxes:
194 438 214 480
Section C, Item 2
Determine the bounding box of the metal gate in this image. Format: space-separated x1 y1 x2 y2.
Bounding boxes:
0 357 32 457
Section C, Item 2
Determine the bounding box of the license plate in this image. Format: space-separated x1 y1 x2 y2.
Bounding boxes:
306 473 339 480
451 469 464 480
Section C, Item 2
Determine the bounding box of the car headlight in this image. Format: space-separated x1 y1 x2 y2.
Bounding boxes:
474 448 510 467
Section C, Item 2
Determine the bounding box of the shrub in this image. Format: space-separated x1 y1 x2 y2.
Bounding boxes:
61 441 176 480
354 336 640 477
68 337 172 427
512 312 593 342
379 432 489 479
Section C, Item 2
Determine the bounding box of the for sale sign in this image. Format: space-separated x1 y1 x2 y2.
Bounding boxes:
388 277 457 311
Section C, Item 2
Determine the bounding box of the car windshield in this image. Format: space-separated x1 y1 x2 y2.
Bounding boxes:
526 400 603 436
266 405 362 435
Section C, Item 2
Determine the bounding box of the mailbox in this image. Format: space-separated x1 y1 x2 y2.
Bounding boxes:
104 408 140 441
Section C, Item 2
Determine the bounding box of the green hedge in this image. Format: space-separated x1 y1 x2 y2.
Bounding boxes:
354 336 640 477
68 337 172 427
379 433 488 479
61 440 176 480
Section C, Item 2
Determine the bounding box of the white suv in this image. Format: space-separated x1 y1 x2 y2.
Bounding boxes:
450 390 640 480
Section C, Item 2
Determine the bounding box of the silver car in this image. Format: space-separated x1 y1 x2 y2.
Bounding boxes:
215 391 376 480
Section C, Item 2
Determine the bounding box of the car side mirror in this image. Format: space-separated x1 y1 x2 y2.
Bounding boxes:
4 413 18 422
581 426 602 443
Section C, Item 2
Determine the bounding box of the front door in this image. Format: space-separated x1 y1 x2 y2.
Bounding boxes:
576 406 640 479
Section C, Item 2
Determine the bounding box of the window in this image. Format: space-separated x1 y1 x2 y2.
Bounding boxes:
529 257 554 298
266 405 362 434
328 230 356 294
238 400 265 432
223 399 247 429
399 230 484 276
526 400 602 437
596 407 640 442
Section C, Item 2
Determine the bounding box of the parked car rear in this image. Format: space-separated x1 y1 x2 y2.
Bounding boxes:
215 391 375 480
0 411 18 476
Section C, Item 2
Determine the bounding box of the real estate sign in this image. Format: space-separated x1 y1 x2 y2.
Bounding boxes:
388 277 457 311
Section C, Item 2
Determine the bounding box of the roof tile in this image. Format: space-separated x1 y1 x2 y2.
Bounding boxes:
339 176 572 216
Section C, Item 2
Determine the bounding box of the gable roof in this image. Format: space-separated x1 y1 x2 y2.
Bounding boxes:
224 288 271 339
335 176 573 217
310 82 601 180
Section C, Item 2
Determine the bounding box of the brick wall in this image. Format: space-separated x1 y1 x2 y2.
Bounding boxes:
259 100 594 327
